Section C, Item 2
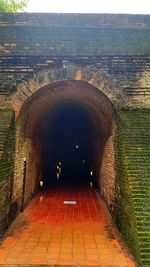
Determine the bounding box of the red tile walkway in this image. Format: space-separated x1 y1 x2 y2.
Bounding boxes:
0 186 135 266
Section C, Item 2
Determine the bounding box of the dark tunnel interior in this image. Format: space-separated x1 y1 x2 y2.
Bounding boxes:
41 103 96 187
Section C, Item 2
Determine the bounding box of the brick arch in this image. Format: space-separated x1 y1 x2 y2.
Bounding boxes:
13 79 117 216
18 80 116 136
8 64 121 117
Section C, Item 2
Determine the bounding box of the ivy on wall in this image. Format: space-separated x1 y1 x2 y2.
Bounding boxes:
0 109 15 236
115 110 150 267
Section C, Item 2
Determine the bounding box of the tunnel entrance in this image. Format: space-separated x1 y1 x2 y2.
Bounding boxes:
41 103 94 187
6 81 136 267
14 80 116 210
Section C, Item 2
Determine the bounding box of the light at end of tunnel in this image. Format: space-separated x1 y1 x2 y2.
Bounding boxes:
83 160 85 164
75 144 79 149
40 180 44 188
90 170 93 176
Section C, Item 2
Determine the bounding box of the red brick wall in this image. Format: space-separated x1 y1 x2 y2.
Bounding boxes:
100 131 116 212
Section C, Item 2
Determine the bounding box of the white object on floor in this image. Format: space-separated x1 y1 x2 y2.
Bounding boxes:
64 201 77 204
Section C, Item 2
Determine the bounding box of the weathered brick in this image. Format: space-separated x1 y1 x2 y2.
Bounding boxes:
0 13 150 267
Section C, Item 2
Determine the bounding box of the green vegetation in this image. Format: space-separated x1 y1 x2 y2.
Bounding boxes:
0 109 15 179
115 110 150 267
0 109 15 236
0 0 27 12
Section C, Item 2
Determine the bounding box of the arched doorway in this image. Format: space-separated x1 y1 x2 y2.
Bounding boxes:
14 80 117 209
1 80 135 267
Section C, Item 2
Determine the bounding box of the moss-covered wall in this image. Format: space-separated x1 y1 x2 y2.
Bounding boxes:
0 109 15 236
115 110 150 267
0 13 149 265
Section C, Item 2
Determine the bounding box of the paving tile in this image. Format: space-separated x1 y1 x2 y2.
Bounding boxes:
0 186 135 266
0 249 7 263
58 259 73 265
60 247 72 253
46 258 56 264
5 257 19 264
1 237 15 247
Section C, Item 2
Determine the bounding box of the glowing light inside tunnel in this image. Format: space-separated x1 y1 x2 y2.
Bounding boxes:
40 180 44 187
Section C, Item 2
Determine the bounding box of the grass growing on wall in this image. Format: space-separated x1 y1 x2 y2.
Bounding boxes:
0 109 15 178
115 110 150 267
0 109 15 235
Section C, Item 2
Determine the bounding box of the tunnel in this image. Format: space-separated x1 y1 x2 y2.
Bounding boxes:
14 80 116 207
41 102 95 187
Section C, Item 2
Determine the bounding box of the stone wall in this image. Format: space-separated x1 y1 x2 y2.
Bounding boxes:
0 13 150 266
115 110 150 267
1 57 150 109
0 13 150 58
13 130 41 210
0 13 150 110
0 109 15 236
100 131 116 212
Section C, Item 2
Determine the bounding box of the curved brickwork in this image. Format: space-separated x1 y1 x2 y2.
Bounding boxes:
13 81 116 208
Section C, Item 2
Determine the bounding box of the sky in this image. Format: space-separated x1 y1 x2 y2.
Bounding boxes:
25 0 150 14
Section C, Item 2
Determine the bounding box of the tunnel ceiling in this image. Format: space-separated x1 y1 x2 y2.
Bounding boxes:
18 80 116 138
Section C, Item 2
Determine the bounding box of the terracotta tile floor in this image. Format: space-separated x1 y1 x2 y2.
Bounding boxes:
0 186 135 266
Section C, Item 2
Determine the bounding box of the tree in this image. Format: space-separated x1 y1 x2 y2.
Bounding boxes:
0 0 28 12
